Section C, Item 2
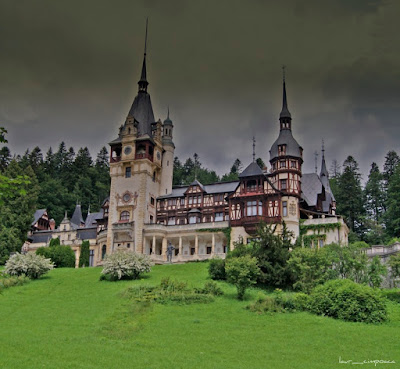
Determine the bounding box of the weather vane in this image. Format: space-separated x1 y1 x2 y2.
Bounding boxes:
282 65 286 82
314 150 319 173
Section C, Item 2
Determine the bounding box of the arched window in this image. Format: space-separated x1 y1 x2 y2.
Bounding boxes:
102 245 107 260
120 211 130 222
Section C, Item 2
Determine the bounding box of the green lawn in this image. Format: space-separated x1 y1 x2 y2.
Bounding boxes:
0 263 399 369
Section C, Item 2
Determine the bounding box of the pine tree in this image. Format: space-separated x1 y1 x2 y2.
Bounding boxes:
335 156 364 233
384 165 400 238
364 163 385 222
79 240 90 267
0 146 11 172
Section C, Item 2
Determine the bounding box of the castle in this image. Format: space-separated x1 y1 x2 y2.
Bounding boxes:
26 30 349 266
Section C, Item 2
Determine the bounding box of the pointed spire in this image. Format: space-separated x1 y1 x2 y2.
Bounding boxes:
252 136 256 163
138 18 149 93
280 66 291 120
167 106 170 120
320 139 328 178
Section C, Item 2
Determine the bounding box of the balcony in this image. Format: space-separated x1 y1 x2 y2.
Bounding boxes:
112 221 134 231
135 153 153 162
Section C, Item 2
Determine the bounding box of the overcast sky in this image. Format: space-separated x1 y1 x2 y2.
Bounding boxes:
1 0 399 180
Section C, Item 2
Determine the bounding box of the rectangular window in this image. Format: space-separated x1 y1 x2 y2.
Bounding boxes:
319 239 324 248
179 219 185 225
206 247 212 254
125 167 131 178
258 201 263 215
151 197 155 205
281 179 287 190
291 161 297 168
168 217 176 225
246 201 257 216
189 216 198 224
215 212 224 221
214 194 223 202
279 160 286 168
190 247 195 255
282 201 288 217
188 197 193 205
150 215 154 224
180 198 185 206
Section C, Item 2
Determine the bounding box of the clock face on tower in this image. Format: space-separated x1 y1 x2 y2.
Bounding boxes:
124 146 132 155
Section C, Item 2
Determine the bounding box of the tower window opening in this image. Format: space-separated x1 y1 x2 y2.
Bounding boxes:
279 160 286 168
120 211 130 222
282 201 288 217
125 167 131 178
281 179 287 190
153 171 156 182
247 180 257 192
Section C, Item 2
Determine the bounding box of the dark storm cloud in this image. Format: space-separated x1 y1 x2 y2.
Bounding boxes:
0 0 399 179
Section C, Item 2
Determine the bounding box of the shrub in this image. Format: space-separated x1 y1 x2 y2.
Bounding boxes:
225 255 260 300
308 279 387 324
124 278 216 305
247 290 310 314
194 281 224 296
208 258 226 280
382 289 400 304
79 240 90 268
0 274 29 293
5 253 54 279
101 250 153 281
36 245 75 268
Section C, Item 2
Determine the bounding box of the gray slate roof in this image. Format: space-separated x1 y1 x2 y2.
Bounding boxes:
128 92 155 137
239 162 263 178
85 212 103 228
158 181 239 199
32 209 46 226
301 173 323 207
30 231 53 244
71 205 84 227
270 129 302 160
77 227 97 240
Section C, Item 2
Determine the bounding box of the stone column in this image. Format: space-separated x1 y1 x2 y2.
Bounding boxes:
162 237 168 260
152 236 156 255
195 235 199 257
212 233 215 255
179 236 182 258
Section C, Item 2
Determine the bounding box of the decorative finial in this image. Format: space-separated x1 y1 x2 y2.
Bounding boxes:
252 136 256 163
322 139 325 157
167 106 170 119
282 65 286 82
314 151 319 173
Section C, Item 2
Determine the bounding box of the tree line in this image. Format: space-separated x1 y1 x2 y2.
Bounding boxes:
0 134 110 263
331 151 400 244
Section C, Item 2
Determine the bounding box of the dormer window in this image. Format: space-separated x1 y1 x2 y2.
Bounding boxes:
278 145 286 155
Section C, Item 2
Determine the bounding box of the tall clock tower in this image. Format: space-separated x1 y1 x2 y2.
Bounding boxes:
106 24 174 255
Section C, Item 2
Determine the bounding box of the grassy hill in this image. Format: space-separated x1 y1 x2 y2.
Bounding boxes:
0 263 399 369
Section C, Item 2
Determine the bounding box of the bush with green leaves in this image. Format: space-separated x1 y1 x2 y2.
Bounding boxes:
5 252 54 279
225 255 260 300
100 250 153 281
247 290 310 314
308 279 387 324
194 281 224 296
36 244 75 268
208 257 226 280
382 289 400 304
0 274 30 293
